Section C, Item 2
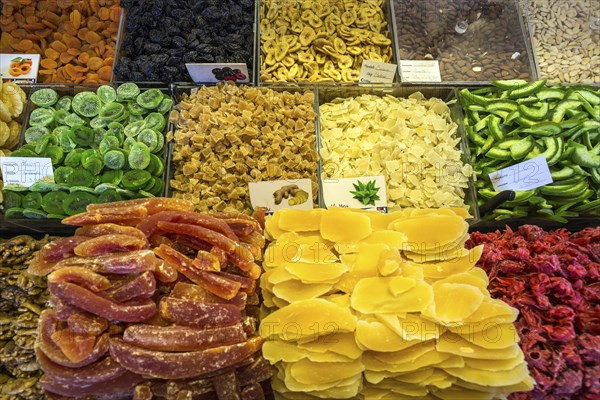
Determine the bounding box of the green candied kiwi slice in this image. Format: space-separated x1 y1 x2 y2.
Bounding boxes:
72 91 101 118
123 137 136 152
90 116 109 129
54 96 72 111
137 128 159 152
94 183 118 193
64 113 88 127
104 149 126 170
66 168 95 187
156 96 174 114
58 129 76 152
117 82 140 101
137 89 163 109
93 128 107 146
64 149 85 167
5 208 24 218
147 154 164 176
54 109 69 125
41 191 69 214
80 148 100 163
10 148 37 157
82 155 104 175
121 169 152 190
128 142 151 170
63 191 97 216
99 102 125 120
54 166 74 184
3 191 22 209
31 88 58 107
97 85 117 103
144 112 166 132
69 186 96 194
28 182 60 192
152 131 165 154
142 177 156 191
99 135 120 155
127 101 146 116
107 122 125 142
22 192 43 209
34 134 56 154
47 213 67 219
28 107 55 127
149 177 165 196
124 120 145 137
101 169 123 185
98 189 123 203
114 110 130 124
68 125 94 147
128 114 143 124
53 125 71 136
23 208 48 219
42 145 65 165
25 126 50 143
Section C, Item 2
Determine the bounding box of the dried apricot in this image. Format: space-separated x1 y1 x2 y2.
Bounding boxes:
44 47 60 60
97 65 111 81
87 56 102 70
40 58 58 69
85 31 101 44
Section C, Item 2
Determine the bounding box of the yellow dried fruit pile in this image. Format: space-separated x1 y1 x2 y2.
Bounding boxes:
260 208 533 399
0 82 26 207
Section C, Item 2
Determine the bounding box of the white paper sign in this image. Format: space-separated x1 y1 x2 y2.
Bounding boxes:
399 60 442 83
1 53 40 83
322 176 388 213
0 157 54 188
186 63 250 83
359 60 397 84
488 156 553 191
249 179 313 215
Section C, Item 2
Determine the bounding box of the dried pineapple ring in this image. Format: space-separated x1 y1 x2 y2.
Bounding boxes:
0 101 11 123
0 121 10 146
2 82 25 118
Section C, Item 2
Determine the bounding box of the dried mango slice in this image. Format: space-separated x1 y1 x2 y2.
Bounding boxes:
463 353 525 372
289 359 364 385
436 333 521 360
431 386 499 400
462 298 519 325
455 376 535 393
388 368 434 384
320 207 372 243
355 319 423 352
405 245 471 263
272 280 333 303
458 323 520 350
363 230 408 249
378 248 403 276
372 380 430 397
422 245 483 279
282 365 361 393
264 233 337 267
443 362 530 387
265 212 286 240
431 272 489 297
351 277 433 314
364 347 451 373
371 341 435 366
390 215 468 251
424 283 484 324
278 209 323 232
263 341 308 363
303 376 362 399
375 313 444 342
265 267 295 285
297 332 362 360
284 262 347 283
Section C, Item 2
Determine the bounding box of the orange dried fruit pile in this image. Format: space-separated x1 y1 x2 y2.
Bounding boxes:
0 0 121 84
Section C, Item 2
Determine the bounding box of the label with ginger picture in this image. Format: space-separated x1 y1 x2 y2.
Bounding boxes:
1 53 40 83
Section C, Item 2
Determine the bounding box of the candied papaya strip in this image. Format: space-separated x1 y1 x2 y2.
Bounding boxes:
28 236 91 276
62 205 149 226
88 197 195 215
227 244 256 271
160 296 243 328
49 281 157 322
137 210 238 241
154 244 241 299
192 250 222 272
252 207 267 230
155 260 178 283
238 230 266 249
76 223 149 242
211 246 229 269
237 357 272 387
109 336 264 380
47 267 111 292
54 250 158 274
73 234 148 257
212 211 264 233
39 371 144 398
241 383 265 400
49 297 83 320
171 282 248 310
157 221 238 252
149 233 174 248
67 312 109 336
240 242 263 261
175 234 213 252
123 323 247 352
216 271 256 294
224 218 258 237
213 371 242 400
51 327 97 363
106 271 156 303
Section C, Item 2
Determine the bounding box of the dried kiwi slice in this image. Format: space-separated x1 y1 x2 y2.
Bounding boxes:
64 113 88 127
25 126 50 143
68 125 94 147
22 192 43 209
63 192 97 216
144 112 166 132
54 109 69 125
72 92 101 118
117 83 140 101
98 189 123 203
99 135 120 155
66 169 95 187
64 149 85 167
42 191 69 214
124 120 145 137
10 148 37 158
3 191 22 209
121 170 152 190
55 96 72 111
69 186 96 194
28 107 55 127
97 85 117 103
47 214 67 219
54 166 74 184
58 129 76 152
90 117 109 129
95 183 118 193
42 145 65 165
137 89 163 109
104 149 126 170
107 122 125 143
101 170 123 185
23 208 48 219
5 208 25 218
149 177 165 196
28 181 59 192
35 134 53 154
146 154 164 176
128 142 151 170
100 102 125 120
156 96 174 114
82 155 104 175
137 128 159 152
127 101 146 116
128 114 143 124
31 88 58 107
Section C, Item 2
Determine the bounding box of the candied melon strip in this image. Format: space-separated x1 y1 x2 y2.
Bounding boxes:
355 319 423 352
351 277 433 314
422 245 483 279
436 333 522 360
272 280 333 303
389 215 468 251
458 323 520 350
278 209 323 232
289 358 365 385
265 212 286 240
443 362 530 387
320 208 372 243
297 332 362 360
283 262 347 283
424 283 484 324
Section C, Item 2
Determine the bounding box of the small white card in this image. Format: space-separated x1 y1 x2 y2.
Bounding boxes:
359 60 397 84
185 63 250 83
1 54 40 83
489 156 553 191
322 176 388 213
249 179 313 215
0 157 54 188
399 60 442 83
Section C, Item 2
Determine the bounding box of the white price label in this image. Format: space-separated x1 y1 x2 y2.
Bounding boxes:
399 60 442 83
488 156 553 191
359 60 397 84
0 157 54 188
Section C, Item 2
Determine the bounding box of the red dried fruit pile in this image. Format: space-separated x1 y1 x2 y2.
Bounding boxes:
29 198 271 399
467 225 600 400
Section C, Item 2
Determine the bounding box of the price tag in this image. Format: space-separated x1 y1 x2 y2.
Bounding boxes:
1 54 40 83
322 176 387 213
359 60 397 84
488 156 553 191
399 60 442 83
248 179 313 215
0 157 54 188
185 63 250 83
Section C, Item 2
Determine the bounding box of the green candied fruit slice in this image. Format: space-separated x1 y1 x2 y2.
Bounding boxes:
114 110 130 123
23 208 48 219
137 128 159 152
80 148 100 163
146 154 163 176
93 128 107 146
35 134 57 154
117 83 140 101
28 181 60 192
64 148 85 167
137 89 163 109
127 101 146 116
58 129 76 152
10 148 37 157
47 213 67 219
100 170 123 185
98 189 123 203
124 120 145 138
54 96 72 111
153 131 164 154
72 91 101 118
53 125 70 136
68 125 94 147
69 186 96 194
28 107 55 127
31 88 58 107
82 155 104 175
90 116 109 129
25 126 50 143
64 113 87 127
123 137 136 152
149 177 165 196
97 85 117 103
121 169 152 190
156 96 174 114
144 112 166 132
128 114 143 124
92 175 101 187
41 191 69 214
3 191 22 209
104 149 126 170
54 166 74 184
66 169 95 187
99 135 120 155
22 192 42 209
99 102 125 120
94 183 118 193
106 123 124 145
128 142 151 170
54 109 69 125
63 191 97 216
5 208 25 218
42 145 64 165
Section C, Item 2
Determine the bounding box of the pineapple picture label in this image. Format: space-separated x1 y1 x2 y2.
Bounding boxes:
322 176 388 213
